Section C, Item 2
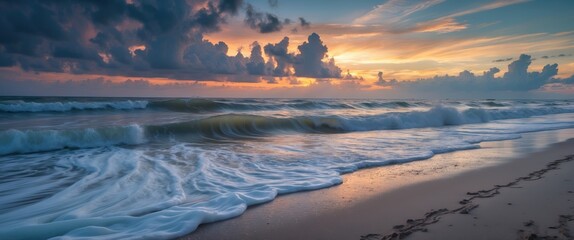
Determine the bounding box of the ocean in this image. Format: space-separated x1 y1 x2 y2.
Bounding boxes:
1 97 574 239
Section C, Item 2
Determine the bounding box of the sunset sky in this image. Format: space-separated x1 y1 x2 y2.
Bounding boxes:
1 0 573 98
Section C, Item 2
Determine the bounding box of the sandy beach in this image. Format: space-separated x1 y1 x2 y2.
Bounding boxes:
184 129 574 240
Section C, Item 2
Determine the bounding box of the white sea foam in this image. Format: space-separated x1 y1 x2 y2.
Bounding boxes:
0 145 342 239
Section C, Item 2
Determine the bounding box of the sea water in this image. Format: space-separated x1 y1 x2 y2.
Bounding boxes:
0 97 573 239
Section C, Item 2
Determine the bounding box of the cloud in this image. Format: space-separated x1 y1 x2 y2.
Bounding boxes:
1 54 572 98
245 4 288 33
260 33 342 78
342 70 364 81
541 53 572 59
182 36 247 75
1 0 344 82
350 0 468 34
375 71 398 86
352 0 529 35
264 37 294 76
444 0 530 19
395 54 566 93
559 75 574 84
391 17 467 34
299 17 311 28
246 42 266 75
503 54 530 80
1 0 236 75
493 57 514 63
354 0 444 25
294 33 342 78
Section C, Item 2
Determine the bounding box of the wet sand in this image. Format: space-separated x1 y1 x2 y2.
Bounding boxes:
182 129 574 240
407 150 574 240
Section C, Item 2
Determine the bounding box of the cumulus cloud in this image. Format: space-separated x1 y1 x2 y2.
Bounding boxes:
258 33 342 78
395 54 567 93
246 42 266 75
294 33 342 78
264 37 293 76
0 0 243 77
0 0 341 81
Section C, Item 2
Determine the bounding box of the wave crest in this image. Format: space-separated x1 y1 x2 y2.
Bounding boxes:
0 125 145 155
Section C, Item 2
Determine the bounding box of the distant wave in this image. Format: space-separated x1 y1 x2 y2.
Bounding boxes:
148 99 253 113
0 98 449 114
2 105 573 155
147 99 426 113
0 100 148 112
480 101 508 107
147 99 351 113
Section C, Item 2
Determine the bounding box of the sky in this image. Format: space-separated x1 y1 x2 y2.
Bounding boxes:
0 0 573 98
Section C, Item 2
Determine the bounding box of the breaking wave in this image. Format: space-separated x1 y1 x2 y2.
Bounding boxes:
0 125 145 155
2 105 573 155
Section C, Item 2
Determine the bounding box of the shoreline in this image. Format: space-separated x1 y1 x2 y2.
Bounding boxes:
183 129 574 240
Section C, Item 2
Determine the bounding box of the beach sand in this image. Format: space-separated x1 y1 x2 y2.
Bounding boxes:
183 129 574 240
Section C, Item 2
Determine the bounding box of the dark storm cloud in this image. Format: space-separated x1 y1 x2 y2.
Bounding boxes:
396 54 568 93
0 0 343 81
0 0 238 76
